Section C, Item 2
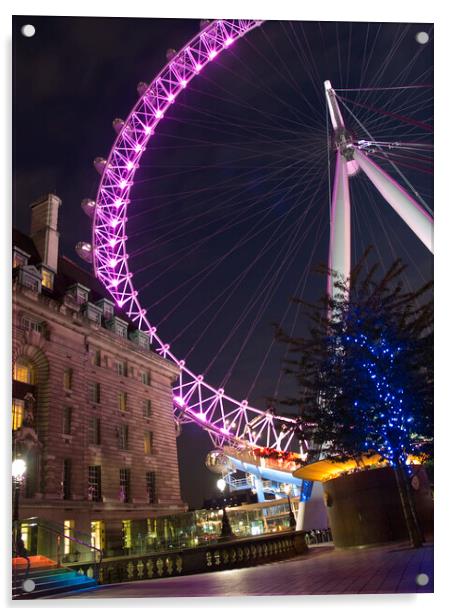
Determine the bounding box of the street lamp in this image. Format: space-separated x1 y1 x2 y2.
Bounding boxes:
283 484 296 530
12 459 27 543
217 477 234 539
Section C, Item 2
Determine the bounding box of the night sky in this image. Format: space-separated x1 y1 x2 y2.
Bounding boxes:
12 16 433 508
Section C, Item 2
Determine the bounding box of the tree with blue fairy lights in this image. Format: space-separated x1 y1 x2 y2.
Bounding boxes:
275 247 433 547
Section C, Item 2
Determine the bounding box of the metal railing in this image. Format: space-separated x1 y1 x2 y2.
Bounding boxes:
16 518 103 581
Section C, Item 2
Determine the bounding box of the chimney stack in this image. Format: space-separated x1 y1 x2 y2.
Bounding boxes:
30 194 61 273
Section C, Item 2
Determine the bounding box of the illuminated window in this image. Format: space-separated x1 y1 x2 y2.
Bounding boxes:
12 399 24 430
13 248 29 268
144 431 153 455
20 523 31 551
142 399 152 418
41 268 54 290
91 521 105 550
122 519 132 548
63 368 73 391
118 391 127 412
63 520 74 554
13 358 36 384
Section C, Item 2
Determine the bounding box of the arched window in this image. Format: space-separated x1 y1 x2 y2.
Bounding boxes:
13 358 36 385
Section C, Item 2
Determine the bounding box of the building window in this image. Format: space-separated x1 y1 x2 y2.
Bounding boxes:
21 315 43 334
13 248 29 268
144 431 153 455
63 520 74 554
129 330 149 350
142 399 152 418
118 391 127 412
63 407 72 435
115 360 127 377
91 521 105 551
91 349 101 367
122 520 132 548
12 399 24 430
63 368 73 391
96 299 115 320
119 469 131 503
141 370 151 386
41 268 54 290
66 283 89 305
106 316 129 338
88 466 102 502
89 417 101 446
83 303 102 325
146 471 157 504
63 460 72 500
13 358 36 384
89 382 101 404
18 267 42 293
117 424 129 450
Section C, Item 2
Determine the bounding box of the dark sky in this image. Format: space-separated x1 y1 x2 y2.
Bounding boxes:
12 16 433 508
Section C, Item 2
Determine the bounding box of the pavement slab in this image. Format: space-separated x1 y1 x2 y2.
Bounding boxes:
51 541 433 599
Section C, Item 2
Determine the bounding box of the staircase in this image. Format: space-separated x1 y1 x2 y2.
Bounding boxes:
12 555 97 599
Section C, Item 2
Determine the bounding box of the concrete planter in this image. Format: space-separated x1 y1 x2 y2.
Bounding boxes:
322 466 433 548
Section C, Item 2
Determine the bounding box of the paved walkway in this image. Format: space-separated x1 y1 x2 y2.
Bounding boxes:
56 542 433 598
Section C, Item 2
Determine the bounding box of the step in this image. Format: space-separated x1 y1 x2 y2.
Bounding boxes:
12 570 80 589
12 555 55 568
13 575 97 600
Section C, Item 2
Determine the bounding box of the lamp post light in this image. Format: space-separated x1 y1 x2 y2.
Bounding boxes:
12 458 27 543
283 483 296 530
217 477 234 540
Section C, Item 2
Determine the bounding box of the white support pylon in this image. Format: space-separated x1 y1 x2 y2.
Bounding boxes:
353 148 433 253
328 152 351 303
325 80 352 303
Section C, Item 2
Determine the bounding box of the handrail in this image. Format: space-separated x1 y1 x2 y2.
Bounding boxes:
19 518 103 582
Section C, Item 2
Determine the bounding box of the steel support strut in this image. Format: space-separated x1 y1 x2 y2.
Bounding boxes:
353 149 433 253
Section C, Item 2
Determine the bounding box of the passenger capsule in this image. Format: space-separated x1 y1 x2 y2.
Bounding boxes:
75 241 93 263
137 81 148 97
113 118 125 134
93 157 107 174
166 48 176 61
81 198 96 218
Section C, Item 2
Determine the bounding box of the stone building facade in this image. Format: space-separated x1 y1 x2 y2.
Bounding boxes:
12 194 186 555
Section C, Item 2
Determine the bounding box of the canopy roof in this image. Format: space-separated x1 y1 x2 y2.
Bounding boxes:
292 453 422 483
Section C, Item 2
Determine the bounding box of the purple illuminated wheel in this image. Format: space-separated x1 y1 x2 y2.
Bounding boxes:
90 18 433 459
91 19 301 455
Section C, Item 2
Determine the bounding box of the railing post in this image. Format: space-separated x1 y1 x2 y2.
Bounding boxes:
56 534 61 567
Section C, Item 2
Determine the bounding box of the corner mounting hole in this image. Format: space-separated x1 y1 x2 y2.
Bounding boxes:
416 573 429 586
21 24 36 38
415 32 429 45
